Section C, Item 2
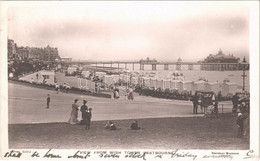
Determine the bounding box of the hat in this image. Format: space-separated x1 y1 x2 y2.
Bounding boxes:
83 100 87 103
238 113 242 117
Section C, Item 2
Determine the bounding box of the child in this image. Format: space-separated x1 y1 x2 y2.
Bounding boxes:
86 108 92 130
236 113 246 137
46 94 50 109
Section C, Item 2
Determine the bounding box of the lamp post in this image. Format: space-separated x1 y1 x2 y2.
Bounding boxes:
242 57 247 92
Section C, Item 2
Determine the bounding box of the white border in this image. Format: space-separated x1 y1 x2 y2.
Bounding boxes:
0 1 259 161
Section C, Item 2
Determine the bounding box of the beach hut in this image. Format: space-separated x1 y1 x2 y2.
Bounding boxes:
112 75 120 83
131 77 139 85
143 77 151 87
182 81 194 93
104 75 114 87
170 80 182 91
194 80 206 91
221 82 238 96
156 79 164 89
122 74 131 83
205 82 220 94
164 79 171 89
150 78 157 88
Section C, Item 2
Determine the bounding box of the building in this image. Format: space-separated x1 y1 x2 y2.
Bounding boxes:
43 45 60 61
8 39 61 61
16 46 30 60
8 39 17 59
200 49 242 71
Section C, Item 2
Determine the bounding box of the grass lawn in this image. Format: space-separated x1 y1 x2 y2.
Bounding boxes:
9 113 249 150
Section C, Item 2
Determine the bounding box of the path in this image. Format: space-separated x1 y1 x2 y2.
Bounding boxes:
8 83 233 124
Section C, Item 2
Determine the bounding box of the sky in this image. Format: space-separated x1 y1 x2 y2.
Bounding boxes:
6 1 249 62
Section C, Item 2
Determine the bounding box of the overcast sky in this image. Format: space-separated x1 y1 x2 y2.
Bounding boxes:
7 1 249 61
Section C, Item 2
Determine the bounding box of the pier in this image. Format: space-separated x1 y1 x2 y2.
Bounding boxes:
67 60 249 71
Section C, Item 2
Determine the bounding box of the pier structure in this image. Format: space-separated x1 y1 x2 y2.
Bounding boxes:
67 60 249 71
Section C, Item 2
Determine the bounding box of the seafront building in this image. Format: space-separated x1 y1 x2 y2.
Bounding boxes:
200 49 244 71
8 39 60 61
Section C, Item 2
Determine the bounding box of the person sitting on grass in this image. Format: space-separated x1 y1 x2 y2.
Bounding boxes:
104 121 120 130
131 120 141 130
104 121 112 129
109 122 119 130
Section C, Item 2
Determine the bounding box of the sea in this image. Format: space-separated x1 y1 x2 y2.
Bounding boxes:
93 63 250 91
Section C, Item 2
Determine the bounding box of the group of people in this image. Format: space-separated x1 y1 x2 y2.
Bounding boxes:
113 86 134 100
104 120 141 130
67 98 142 131
232 93 250 138
190 92 219 117
68 99 92 130
54 83 71 94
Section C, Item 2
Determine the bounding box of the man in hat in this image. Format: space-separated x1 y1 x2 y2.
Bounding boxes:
236 113 246 137
80 100 88 125
46 94 50 109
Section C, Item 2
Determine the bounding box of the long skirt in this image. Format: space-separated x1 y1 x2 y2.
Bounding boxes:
68 114 79 125
128 92 134 100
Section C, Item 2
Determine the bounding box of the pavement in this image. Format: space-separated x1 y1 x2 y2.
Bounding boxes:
8 82 233 124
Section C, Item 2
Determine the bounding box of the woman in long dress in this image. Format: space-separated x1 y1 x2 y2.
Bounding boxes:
128 87 134 100
68 99 80 124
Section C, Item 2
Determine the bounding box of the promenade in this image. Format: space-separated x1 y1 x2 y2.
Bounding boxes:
8 82 232 124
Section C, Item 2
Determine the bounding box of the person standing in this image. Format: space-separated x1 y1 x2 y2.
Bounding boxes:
191 92 199 114
80 100 88 125
95 82 98 93
232 93 239 114
66 84 71 93
213 94 219 118
114 87 120 99
55 83 60 94
68 99 80 124
46 94 50 109
128 87 134 100
85 108 92 130
236 113 246 137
